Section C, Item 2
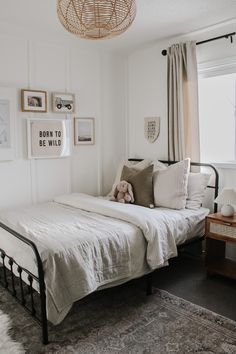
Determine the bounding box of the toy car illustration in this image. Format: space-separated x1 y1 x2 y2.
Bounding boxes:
55 97 73 110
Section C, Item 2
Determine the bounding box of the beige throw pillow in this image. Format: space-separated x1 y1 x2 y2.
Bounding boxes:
153 158 190 209
107 159 152 197
121 164 154 208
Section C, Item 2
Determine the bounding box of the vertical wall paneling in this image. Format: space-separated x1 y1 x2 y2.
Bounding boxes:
124 57 129 160
69 47 101 196
0 30 124 208
66 48 73 196
0 23 127 208
28 39 37 204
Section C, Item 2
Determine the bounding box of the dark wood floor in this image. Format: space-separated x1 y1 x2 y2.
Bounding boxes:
151 249 236 321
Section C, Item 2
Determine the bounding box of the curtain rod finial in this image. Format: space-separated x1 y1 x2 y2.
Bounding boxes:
162 49 167 56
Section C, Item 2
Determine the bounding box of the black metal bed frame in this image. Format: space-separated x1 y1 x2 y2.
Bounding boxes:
0 160 219 345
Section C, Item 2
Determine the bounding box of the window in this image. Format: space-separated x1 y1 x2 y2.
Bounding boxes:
198 60 236 164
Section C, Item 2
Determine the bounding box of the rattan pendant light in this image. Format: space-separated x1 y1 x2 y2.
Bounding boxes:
57 0 136 40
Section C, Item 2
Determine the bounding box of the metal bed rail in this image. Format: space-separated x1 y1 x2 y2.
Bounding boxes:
0 222 48 344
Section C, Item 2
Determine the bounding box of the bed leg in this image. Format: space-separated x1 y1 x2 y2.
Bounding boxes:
42 317 48 345
146 273 153 296
40 290 48 344
39 274 48 344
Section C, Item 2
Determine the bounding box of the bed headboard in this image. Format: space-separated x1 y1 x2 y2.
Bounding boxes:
128 159 219 213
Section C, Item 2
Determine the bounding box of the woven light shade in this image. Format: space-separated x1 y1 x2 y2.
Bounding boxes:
57 0 136 40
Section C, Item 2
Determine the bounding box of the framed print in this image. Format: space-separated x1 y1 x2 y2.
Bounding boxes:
74 118 94 145
52 92 75 113
27 118 70 159
0 87 16 161
21 89 47 112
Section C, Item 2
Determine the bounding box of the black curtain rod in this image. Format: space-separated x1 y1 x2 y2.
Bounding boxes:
161 31 236 56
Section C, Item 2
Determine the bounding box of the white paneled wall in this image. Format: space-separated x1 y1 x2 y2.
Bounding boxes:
127 23 236 161
69 46 101 196
0 32 126 209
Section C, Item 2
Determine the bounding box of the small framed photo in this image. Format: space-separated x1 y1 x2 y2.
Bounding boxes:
21 89 47 112
52 92 75 113
74 118 95 145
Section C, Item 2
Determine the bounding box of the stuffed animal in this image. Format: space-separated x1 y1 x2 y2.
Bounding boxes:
110 180 134 204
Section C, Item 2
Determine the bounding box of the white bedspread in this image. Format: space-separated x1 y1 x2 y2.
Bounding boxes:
0 193 207 325
55 193 178 269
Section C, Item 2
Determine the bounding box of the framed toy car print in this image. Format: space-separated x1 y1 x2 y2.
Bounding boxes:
52 92 75 113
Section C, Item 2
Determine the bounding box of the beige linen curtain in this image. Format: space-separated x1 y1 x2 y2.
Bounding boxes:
167 41 200 162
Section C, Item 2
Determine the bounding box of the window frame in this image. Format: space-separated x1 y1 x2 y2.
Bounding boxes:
198 56 236 169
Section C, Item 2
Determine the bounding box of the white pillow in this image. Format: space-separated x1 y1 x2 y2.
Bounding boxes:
153 158 190 209
107 159 152 197
186 172 211 210
152 160 167 171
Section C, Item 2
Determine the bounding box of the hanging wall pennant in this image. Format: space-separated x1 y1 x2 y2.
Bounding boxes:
144 116 160 143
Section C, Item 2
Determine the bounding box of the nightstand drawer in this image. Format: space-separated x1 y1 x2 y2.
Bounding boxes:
210 222 236 238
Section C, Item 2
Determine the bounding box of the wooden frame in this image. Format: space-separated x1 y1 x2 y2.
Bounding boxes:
52 92 75 113
27 118 70 159
74 117 95 145
0 87 16 161
21 89 47 113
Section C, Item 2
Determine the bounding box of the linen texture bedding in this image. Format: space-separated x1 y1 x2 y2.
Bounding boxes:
0 193 207 325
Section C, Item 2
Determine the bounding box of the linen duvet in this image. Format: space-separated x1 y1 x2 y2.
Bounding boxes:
0 193 208 324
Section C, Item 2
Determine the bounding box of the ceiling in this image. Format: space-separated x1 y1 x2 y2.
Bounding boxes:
0 0 236 52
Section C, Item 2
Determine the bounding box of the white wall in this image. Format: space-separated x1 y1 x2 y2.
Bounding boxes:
127 21 236 258
100 55 127 195
128 22 236 164
0 31 126 209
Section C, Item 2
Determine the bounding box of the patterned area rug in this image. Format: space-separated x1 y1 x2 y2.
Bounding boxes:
0 309 25 354
0 282 236 354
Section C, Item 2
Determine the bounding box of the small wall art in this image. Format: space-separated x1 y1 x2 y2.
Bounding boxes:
52 92 75 113
74 117 95 145
0 87 16 161
144 116 160 143
21 89 47 112
27 118 70 159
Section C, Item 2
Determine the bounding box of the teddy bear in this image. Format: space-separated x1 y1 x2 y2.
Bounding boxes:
110 180 134 204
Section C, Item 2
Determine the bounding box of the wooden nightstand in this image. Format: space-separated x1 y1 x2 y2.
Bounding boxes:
205 212 236 280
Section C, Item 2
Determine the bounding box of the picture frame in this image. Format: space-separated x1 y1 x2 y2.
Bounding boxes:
52 92 75 113
74 118 95 145
21 89 47 112
27 118 70 159
0 87 16 161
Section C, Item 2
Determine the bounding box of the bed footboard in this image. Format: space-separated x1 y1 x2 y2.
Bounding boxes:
0 222 48 345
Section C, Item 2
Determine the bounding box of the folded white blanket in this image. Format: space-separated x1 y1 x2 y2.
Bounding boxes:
55 193 178 269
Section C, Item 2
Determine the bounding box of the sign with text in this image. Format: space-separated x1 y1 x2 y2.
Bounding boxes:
27 119 70 159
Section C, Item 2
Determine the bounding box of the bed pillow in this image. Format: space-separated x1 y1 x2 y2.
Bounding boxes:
152 160 167 171
107 159 152 197
153 158 190 209
186 172 211 210
121 164 154 208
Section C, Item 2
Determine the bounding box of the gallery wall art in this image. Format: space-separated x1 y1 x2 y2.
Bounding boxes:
21 89 47 112
52 92 75 113
0 87 16 161
74 118 95 145
27 118 70 159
